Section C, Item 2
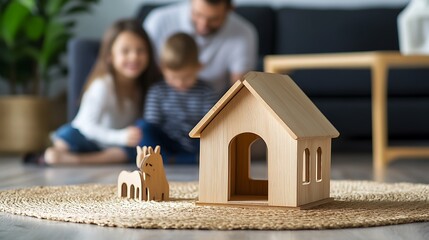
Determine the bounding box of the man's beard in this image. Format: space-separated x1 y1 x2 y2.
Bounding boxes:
193 23 220 37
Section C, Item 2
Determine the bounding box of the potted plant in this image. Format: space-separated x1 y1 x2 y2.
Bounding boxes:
0 0 99 153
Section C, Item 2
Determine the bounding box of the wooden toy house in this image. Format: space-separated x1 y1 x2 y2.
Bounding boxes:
189 71 339 209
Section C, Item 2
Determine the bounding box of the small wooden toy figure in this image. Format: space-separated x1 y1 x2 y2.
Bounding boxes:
117 169 144 200
117 145 169 201
139 145 169 201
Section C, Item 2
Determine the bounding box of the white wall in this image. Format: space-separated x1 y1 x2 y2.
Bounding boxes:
73 0 410 39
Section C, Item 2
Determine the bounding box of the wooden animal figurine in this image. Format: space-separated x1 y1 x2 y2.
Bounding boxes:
117 145 169 201
117 146 148 201
139 145 169 201
189 71 339 209
117 169 144 201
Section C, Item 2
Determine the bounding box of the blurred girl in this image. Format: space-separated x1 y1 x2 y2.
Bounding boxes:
44 19 159 165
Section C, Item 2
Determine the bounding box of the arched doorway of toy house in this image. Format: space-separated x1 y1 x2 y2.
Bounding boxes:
228 132 268 203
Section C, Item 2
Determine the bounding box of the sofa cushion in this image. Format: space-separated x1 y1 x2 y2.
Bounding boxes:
275 7 402 54
67 39 100 121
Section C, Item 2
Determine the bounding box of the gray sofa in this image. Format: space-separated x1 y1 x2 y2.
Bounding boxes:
68 4 429 152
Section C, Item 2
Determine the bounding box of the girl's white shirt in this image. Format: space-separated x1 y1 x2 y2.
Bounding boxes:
71 74 139 148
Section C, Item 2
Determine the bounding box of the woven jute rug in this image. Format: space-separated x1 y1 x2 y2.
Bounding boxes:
1 180 429 230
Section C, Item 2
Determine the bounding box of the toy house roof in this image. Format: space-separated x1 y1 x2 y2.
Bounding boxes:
189 71 339 140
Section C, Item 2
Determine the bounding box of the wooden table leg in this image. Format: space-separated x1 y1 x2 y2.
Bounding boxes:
371 61 388 181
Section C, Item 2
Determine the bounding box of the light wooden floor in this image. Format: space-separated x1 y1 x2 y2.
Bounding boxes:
1 153 429 240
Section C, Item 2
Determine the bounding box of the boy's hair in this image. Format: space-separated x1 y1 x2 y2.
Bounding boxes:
85 19 160 110
160 33 199 70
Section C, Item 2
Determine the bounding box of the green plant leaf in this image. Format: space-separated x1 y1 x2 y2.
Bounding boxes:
76 0 101 5
39 21 69 74
25 16 46 40
64 5 91 15
46 0 68 16
18 0 36 11
0 42 12 80
0 0 10 12
21 46 41 60
0 47 17 63
0 0 99 94
1 1 31 47
44 21 67 44
63 21 76 29
0 15 3 39
42 34 69 66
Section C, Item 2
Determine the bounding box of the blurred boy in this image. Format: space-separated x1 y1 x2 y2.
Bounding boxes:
137 33 218 163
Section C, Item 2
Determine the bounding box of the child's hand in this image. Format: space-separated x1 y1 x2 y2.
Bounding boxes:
126 126 142 146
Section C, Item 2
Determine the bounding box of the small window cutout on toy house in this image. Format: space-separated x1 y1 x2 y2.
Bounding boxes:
303 148 310 184
316 147 322 182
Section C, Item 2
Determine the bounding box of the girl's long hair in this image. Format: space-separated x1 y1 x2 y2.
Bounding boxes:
84 19 160 113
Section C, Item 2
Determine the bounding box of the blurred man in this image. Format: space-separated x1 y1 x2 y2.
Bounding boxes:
144 0 258 95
